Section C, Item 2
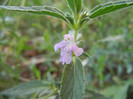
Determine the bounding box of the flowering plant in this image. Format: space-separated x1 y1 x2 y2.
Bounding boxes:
0 0 133 99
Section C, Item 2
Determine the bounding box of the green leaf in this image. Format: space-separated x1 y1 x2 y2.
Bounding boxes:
89 1 133 18
65 13 74 25
0 6 68 23
0 0 5 5
32 65 41 80
67 0 82 14
85 90 111 99
32 0 41 5
102 84 129 99
0 80 45 96
83 52 91 58
0 59 20 78
60 57 85 99
16 37 27 56
0 77 19 90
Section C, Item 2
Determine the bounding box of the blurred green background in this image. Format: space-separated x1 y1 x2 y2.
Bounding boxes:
0 0 133 99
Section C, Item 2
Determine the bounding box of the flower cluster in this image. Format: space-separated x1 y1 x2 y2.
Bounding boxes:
54 34 83 65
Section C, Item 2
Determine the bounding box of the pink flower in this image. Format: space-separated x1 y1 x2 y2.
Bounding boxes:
54 34 84 65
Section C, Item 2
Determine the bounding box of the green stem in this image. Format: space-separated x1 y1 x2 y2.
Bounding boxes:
74 13 79 29
74 29 78 41
39 89 58 99
73 13 81 41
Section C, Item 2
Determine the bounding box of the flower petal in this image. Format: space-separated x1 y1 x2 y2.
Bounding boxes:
59 50 72 65
54 41 66 51
72 45 84 56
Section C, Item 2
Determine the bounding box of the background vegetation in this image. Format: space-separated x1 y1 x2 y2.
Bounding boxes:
0 0 133 99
